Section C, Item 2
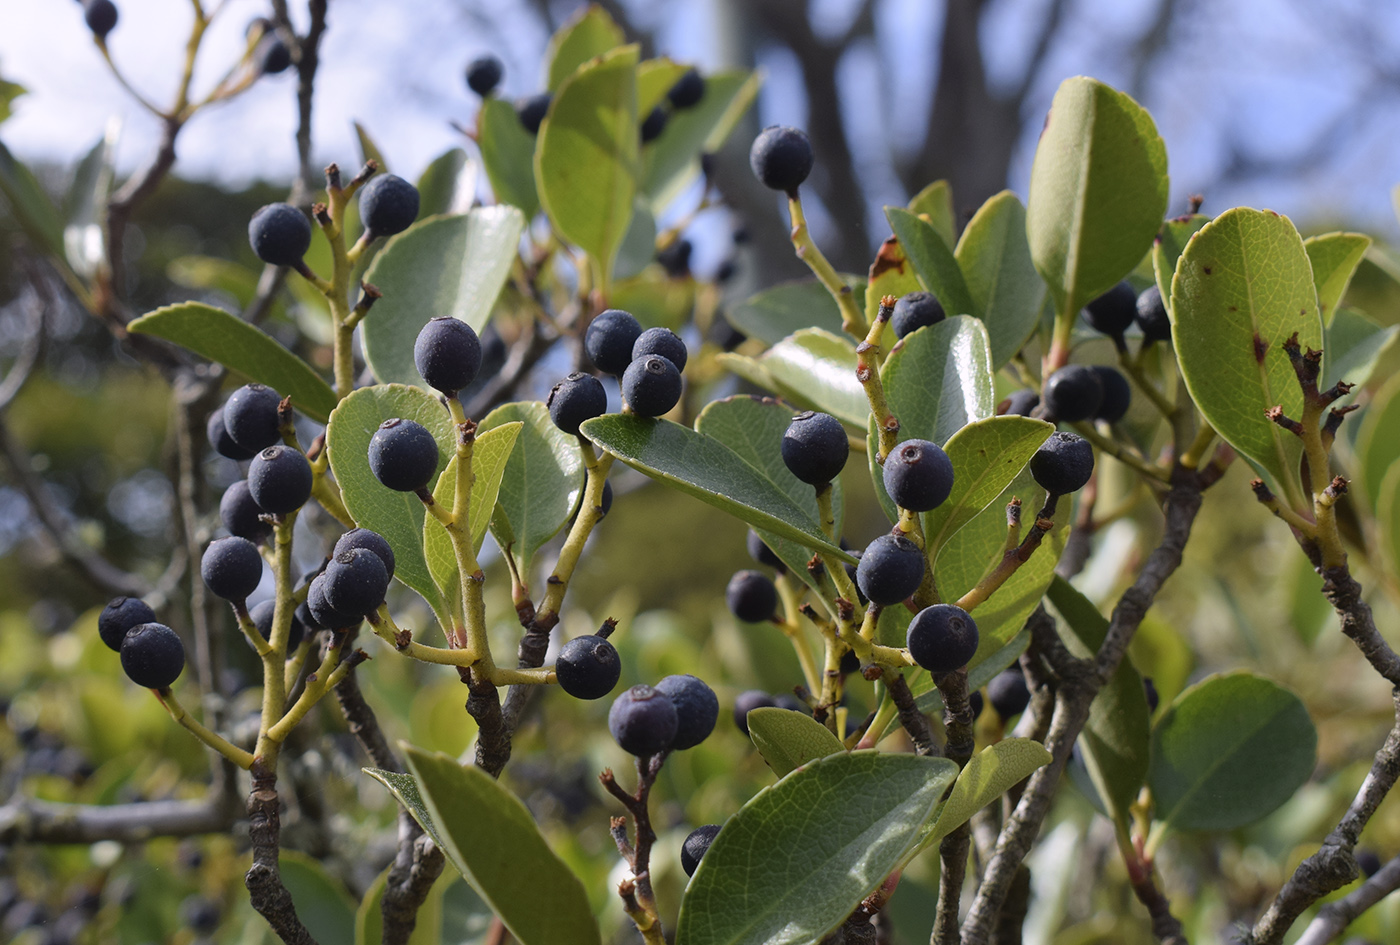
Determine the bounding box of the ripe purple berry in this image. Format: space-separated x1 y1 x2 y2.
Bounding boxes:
906 604 979 674
632 327 688 371
1091 366 1131 423
585 309 643 376
781 411 849 485
83 0 118 40
608 685 679 756
247 445 313 515
248 203 311 268
1042 365 1104 423
555 633 622 700
207 406 255 461
668 69 706 109
655 674 719 750
120 622 185 690
368 418 440 492
201 536 263 603
883 438 955 512
359 174 421 240
681 824 721 877
333 528 395 580
1082 282 1138 339
465 54 503 97
99 597 156 652
414 317 482 395
322 548 390 617
733 690 777 736
726 570 777 623
248 599 306 652
622 355 682 417
516 93 552 135
890 291 946 339
750 126 814 194
1136 285 1171 343
987 667 1030 719
855 534 925 606
1029 431 1094 495
220 480 272 544
547 372 607 435
222 384 283 454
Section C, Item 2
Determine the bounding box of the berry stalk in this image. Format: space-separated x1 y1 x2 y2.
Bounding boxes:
857 296 900 462
155 687 254 769
786 195 867 337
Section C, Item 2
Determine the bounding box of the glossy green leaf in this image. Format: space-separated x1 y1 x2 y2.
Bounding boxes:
361 207 525 387
922 416 1054 558
580 414 852 561
695 396 844 591
865 236 924 327
327 385 455 616
355 121 389 172
882 316 995 446
642 70 760 209
480 402 584 571
355 864 444 945
676 752 957 945
759 329 869 429
918 739 1051 850
479 97 540 218
1048 577 1150 825
954 191 1044 368
1171 207 1322 495
1027 76 1169 319
280 850 357 945
907 180 956 248
127 302 337 422
746 706 845 778
415 147 473 218
1148 671 1317 832
1305 231 1370 324
0 138 67 258
724 278 848 346
638 58 689 114
1356 372 1400 510
537 45 638 280
1324 307 1398 392
1152 214 1209 316
423 422 522 602
544 4 624 91
886 206 977 318
405 746 602 945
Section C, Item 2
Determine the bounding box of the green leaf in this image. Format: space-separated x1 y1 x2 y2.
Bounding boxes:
1171 207 1323 497
355 121 389 172
865 237 924 328
882 316 995 446
1026 76 1169 319
886 206 977 318
415 147 473 218
918 739 1051 849
724 278 849 346
127 302 336 422
1152 214 1209 316
480 403 584 572
423 422 522 602
610 269 696 328
1378 464 1400 582
676 752 958 945
1356 372 1400 510
642 71 760 210
1047 577 1150 825
355 866 444 945
638 58 690 114
1148 671 1317 832
0 138 66 258
695 397 844 592
758 329 869 429
361 207 526 387
907 180 957 248
1304 232 1370 325
954 191 1044 368
1324 307 1399 392
746 706 845 778
613 200 658 281
327 385 456 616
922 416 1054 558
544 4 625 91
580 414 853 561
166 256 274 312
404 747 603 945
0 78 25 125
479 97 540 218
536 45 638 281
364 767 457 870
280 850 357 945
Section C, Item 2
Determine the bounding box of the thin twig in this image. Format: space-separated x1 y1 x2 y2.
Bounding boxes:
884 670 938 757
0 793 237 844
1295 853 1400 945
246 764 319 945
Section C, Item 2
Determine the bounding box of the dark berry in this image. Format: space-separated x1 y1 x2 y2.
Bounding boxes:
906 604 979 674
323 548 390 617
249 600 306 652
369 418 440 492
547 372 607 435
248 203 311 268
1136 285 1171 343
600 480 614 518
223 384 283 453
781 411 849 485
668 69 706 109
749 126 814 194
632 327 688 371
98 597 156 652
306 574 361 630
1042 365 1104 423
883 439 955 512
733 690 777 736
220 480 272 543
641 106 668 143
840 648 861 675
516 92 552 135
715 258 737 283
201 536 263 602
987 667 1030 719
1144 677 1160 714
181 895 221 936
746 529 784 571
681 824 721 877
1357 849 1382 878
655 674 719 750
726 570 777 623
585 309 643 375
120 622 184 689
414 317 482 394
969 689 984 719
255 35 291 75
360 174 421 240
856 534 925 606
465 54 503 97
1029 431 1095 495
608 684 679 756
890 291 946 339
1082 282 1138 339
83 0 118 39
622 355 682 417
555 634 622 700
1091 366 1131 422
843 546 868 606
997 390 1040 418
334 528 396 580
207 406 255 461
247 445 313 515
774 694 807 714
656 239 693 278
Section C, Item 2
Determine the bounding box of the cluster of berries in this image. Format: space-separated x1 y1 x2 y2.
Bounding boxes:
247 171 421 270
607 674 718 757
581 309 687 418
640 67 707 144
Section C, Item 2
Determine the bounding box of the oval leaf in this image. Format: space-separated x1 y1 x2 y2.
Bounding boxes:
1324 308 1398 392
954 191 1044 368
1148 671 1317 832
746 706 845 779
280 850 357 945
760 332 870 430
882 315 995 446
676 752 958 945
362 207 526 387
128 302 337 422
1152 214 1210 317
1305 231 1371 325
1027 76 1169 318
642 70 760 209
908 180 956 248
865 236 924 327
479 97 540 218
404 746 602 945
724 279 848 347
424 422 523 602
919 739 1052 849
544 4 624 91
886 206 977 318
415 147 474 218
480 402 584 573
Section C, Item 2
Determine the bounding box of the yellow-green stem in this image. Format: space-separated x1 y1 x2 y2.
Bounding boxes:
158 688 254 769
774 574 821 694
538 444 616 621
266 644 351 745
857 309 899 460
1070 422 1170 485
1179 421 1217 470
253 517 297 765
788 195 866 337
